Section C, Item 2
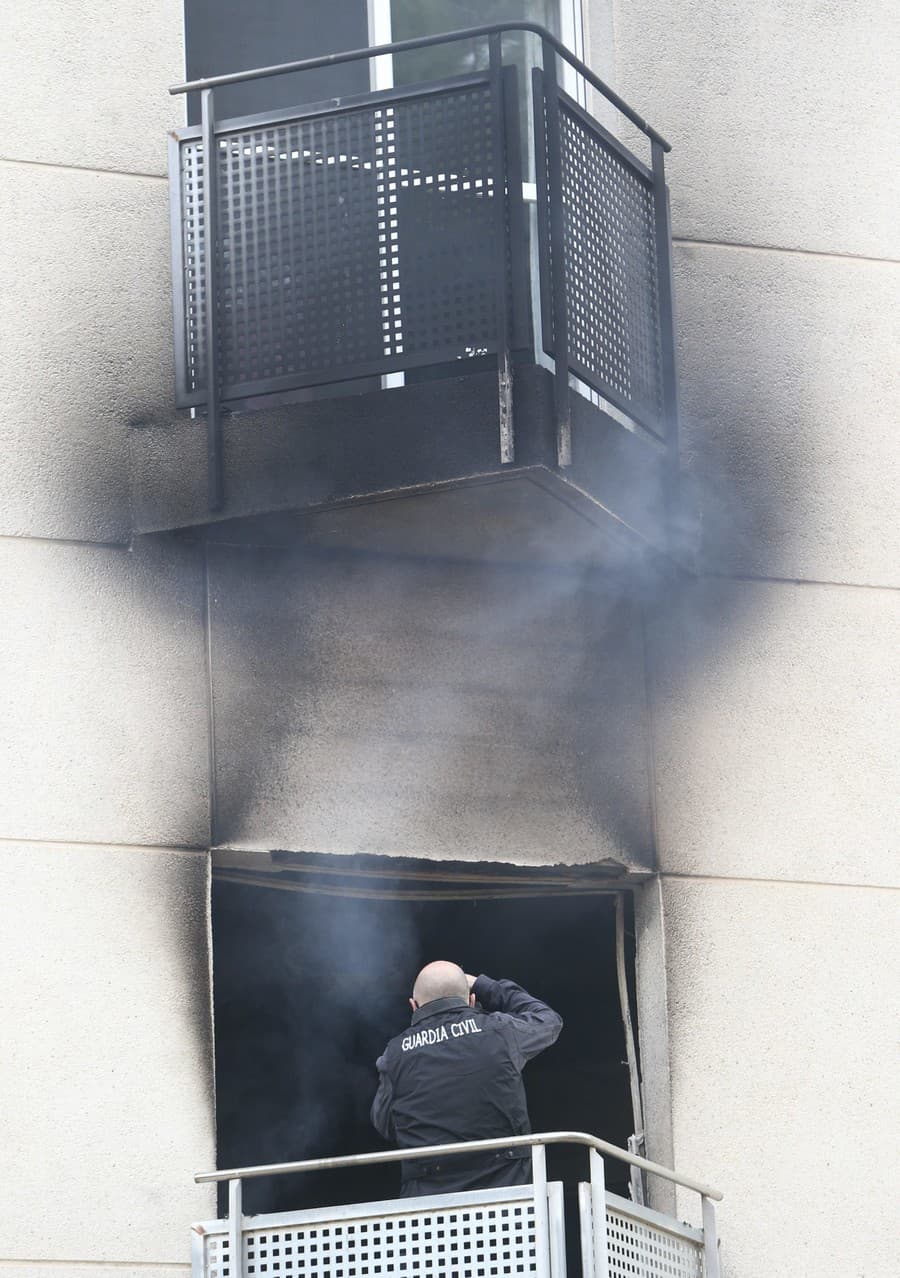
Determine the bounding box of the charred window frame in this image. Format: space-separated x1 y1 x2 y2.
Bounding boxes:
208 852 648 1214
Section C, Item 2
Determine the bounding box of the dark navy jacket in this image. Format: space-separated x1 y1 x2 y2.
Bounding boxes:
370 975 562 1195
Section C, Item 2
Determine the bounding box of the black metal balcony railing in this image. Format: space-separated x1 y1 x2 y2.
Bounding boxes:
169 24 678 510
173 73 510 402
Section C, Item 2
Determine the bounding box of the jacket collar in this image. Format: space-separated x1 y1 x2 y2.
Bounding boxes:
411 995 469 1025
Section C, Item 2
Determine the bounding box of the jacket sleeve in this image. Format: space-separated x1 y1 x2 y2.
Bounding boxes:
473 975 563 1068
370 1053 396 1141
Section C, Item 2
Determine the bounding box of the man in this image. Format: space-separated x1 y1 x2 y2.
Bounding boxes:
370 960 562 1197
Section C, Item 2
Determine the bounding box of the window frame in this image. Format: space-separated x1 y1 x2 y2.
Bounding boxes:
365 0 586 95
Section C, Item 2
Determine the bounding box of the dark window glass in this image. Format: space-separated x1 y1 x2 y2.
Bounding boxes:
184 0 370 123
390 0 561 86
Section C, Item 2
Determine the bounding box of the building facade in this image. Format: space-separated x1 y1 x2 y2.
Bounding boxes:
1 1 897 1275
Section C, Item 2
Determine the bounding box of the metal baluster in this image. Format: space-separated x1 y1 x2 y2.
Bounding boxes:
702 1195 722 1278
588 1148 611 1278
502 63 529 353
228 1178 244 1278
547 1181 568 1277
489 33 514 463
541 42 571 467
577 1181 596 1278
200 88 224 511
531 1143 552 1278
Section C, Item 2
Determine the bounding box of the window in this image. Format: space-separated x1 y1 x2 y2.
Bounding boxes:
183 0 370 122
212 853 639 1278
368 1 584 97
183 1 584 123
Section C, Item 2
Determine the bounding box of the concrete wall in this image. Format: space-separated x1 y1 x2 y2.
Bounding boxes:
0 537 208 849
1 0 184 544
2 0 897 1272
0 843 216 1268
611 0 900 1272
0 537 216 1272
0 2 217 1271
655 878 898 1276
205 488 656 870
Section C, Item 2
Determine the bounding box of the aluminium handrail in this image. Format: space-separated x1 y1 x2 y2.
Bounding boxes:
168 21 670 152
194 1128 722 1200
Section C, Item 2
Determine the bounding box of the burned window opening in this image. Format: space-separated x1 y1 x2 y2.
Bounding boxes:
210 860 640 1233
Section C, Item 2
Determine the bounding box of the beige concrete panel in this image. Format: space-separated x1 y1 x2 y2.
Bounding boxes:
674 243 900 585
209 542 654 867
0 1266 189 1277
0 1262 187 1272
647 577 900 886
611 0 900 258
633 878 676 1217
0 536 209 848
660 877 899 1276
0 164 174 542
0 843 216 1261
2 0 184 176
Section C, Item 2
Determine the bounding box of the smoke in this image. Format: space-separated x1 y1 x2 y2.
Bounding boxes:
208 493 660 871
212 877 636 1213
213 879 418 1211
205 501 660 1203
27 144 809 1229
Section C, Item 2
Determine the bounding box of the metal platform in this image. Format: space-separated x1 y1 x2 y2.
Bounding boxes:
190 1131 721 1278
167 22 679 512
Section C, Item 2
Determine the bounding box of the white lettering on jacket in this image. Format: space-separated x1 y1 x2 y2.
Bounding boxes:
401 1018 483 1052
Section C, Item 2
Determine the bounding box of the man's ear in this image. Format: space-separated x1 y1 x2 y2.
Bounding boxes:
469 993 476 1007
409 997 417 1012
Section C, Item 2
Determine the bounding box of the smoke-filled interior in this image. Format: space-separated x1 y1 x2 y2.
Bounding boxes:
211 868 637 1220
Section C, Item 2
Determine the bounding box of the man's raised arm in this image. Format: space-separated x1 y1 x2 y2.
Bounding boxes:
469 974 563 1064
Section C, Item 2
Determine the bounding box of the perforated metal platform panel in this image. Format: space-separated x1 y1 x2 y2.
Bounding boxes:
171 76 503 408
537 87 664 438
192 1184 548 1278
604 1193 704 1278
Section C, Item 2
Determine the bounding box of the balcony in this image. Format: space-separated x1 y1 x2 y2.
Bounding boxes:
156 24 681 562
190 1132 721 1278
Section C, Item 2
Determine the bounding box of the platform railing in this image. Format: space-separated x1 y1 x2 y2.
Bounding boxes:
169 24 678 509
191 1130 721 1278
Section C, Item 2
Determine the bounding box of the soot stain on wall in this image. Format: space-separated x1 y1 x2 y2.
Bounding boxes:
205 527 660 868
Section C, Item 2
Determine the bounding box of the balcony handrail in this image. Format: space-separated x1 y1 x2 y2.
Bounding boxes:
168 21 670 153
194 1128 722 1201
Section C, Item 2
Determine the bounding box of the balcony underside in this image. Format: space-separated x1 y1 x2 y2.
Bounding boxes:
132 365 680 580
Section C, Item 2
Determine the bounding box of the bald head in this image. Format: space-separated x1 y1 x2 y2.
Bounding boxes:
412 960 469 1008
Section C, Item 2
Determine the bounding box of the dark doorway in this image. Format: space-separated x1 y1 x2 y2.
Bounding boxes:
211 859 637 1225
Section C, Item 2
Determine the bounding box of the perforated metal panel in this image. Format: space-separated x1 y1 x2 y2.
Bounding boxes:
575 1184 706 1278
391 91 499 363
171 77 502 407
192 1184 549 1278
537 87 665 437
606 1205 704 1278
